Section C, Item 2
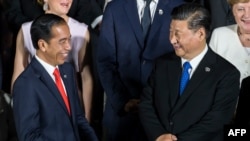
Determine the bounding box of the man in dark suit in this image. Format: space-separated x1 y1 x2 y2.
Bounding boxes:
139 3 240 141
97 0 185 140
5 0 104 90
235 76 250 126
2 0 61 93
6 0 105 139
12 14 98 141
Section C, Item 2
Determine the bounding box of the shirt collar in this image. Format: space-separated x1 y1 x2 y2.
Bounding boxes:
181 44 208 75
35 55 58 78
137 0 158 5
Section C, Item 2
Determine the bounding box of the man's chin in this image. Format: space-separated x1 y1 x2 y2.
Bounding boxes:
174 50 183 56
58 59 67 65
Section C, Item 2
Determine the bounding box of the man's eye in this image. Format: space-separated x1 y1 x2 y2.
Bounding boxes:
237 8 244 11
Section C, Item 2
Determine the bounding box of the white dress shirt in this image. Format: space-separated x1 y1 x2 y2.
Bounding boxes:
181 45 208 78
137 0 158 23
35 55 67 94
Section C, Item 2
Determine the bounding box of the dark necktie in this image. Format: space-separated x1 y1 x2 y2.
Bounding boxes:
141 0 151 39
179 62 192 95
53 68 71 115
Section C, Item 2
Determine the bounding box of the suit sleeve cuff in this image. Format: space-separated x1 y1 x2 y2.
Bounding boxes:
91 15 103 29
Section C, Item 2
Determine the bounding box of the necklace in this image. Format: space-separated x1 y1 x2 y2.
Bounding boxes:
237 28 250 41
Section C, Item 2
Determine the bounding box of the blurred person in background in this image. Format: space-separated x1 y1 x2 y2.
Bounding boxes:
209 0 250 84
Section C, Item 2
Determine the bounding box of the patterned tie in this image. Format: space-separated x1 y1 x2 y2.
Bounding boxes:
141 0 151 39
53 68 71 115
179 62 192 96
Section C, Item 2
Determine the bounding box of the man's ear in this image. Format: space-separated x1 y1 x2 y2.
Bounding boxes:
38 39 48 52
197 27 206 41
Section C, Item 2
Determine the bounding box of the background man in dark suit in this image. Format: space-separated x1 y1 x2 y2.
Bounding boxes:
97 0 185 140
139 3 240 141
12 14 98 141
235 76 250 125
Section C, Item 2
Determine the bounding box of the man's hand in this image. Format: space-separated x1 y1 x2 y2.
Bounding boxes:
124 99 140 113
156 134 178 141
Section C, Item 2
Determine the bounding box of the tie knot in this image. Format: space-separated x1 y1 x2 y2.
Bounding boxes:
183 62 191 70
144 0 151 6
53 68 60 78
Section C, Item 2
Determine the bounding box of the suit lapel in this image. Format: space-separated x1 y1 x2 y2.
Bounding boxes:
173 48 216 112
59 65 76 119
125 0 144 48
31 58 72 116
167 57 182 108
147 0 170 42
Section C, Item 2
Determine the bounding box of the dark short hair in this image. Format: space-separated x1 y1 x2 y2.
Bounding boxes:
30 14 66 49
171 3 211 38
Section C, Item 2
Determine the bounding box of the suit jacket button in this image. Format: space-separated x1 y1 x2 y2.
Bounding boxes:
169 121 173 125
142 60 146 64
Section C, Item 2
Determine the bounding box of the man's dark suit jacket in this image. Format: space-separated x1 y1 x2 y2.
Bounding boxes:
82 0 104 25
235 76 250 125
139 47 240 141
98 0 185 114
97 0 184 141
13 58 98 141
97 0 184 140
6 0 105 139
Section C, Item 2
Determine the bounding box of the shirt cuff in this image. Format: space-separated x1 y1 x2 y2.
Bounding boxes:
91 15 103 29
